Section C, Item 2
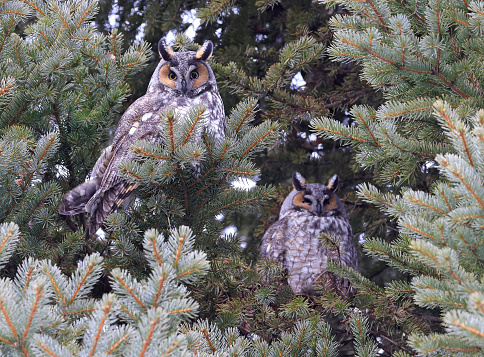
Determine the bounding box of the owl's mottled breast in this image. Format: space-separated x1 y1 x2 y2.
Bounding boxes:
260 172 358 295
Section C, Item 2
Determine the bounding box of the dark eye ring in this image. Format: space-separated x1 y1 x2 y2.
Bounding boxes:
190 71 199 79
168 71 177 80
302 198 311 204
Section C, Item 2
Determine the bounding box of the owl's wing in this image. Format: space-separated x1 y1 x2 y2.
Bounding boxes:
206 92 226 142
340 222 358 271
84 111 166 236
58 95 155 217
84 180 138 237
83 137 140 236
111 93 160 146
260 217 290 263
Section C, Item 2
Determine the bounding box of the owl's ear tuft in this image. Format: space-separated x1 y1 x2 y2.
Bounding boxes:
292 172 306 191
327 174 339 192
195 40 213 61
158 39 174 61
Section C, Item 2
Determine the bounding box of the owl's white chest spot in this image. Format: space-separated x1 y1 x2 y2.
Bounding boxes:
127 112 155 136
265 243 272 253
128 121 140 135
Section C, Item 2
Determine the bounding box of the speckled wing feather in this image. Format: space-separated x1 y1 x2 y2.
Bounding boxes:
260 216 290 263
58 95 156 218
83 95 166 236
85 181 138 237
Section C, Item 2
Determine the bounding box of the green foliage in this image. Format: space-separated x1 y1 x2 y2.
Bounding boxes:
351 311 379 357
0 0 150 266
312 0 484 185
306 0 484 351
0 224 208 356
0 0 287 354
213 32 356 130
354 102 484 354
0 125 66 265
186 317 340 356
0 222 20 270
10 0 484 355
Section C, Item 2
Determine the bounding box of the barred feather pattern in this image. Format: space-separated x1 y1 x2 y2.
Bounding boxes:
260 175 358 295
85 181 138 237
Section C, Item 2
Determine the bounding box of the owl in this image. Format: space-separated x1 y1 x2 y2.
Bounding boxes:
260 172 357 295
59 39 225 237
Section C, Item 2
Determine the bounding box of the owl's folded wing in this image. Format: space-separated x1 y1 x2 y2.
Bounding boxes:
260 217 290 262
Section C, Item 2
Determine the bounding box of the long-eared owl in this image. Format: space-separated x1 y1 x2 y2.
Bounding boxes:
260 172 358 295
59 39 225 237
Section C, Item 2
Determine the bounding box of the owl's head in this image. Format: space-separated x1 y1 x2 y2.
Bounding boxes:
280 172 347 219
147 38 217 98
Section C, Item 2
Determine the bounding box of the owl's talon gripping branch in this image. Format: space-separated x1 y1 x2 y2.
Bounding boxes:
59 38 226 238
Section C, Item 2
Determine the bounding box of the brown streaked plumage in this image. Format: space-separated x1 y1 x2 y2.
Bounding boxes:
260 172 358 295
59 38 226 237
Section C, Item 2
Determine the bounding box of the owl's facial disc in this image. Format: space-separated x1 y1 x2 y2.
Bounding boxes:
293 191 312 211
293 188 340 217
159 61 211 96
191 63 209 89
324 193 338 212
159 63 178 89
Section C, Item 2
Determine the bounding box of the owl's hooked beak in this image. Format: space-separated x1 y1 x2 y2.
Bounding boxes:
181 79 187 94
316 203 322 216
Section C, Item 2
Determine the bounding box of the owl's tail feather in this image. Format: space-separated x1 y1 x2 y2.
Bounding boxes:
58 177 102 215
85 182 139 237
59 145 114 216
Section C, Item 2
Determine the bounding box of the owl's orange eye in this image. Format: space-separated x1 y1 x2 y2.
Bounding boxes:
190 71 199 79
168 72 177 80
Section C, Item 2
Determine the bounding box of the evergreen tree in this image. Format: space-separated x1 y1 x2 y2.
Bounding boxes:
0 222 210 355
8 0 483 355
311 0 484 354
360 102 484 355
0 0 150 268
0 0 277 266
0 0 293 354
92 0 410 354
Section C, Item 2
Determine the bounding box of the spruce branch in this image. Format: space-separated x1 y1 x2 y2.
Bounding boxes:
0 225 209 355
196 0 235 25
315 0 484 183
0 222 19 270
351 311 379 357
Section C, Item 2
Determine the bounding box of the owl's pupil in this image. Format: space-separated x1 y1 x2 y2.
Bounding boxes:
169 72 177 80
190 71 199 79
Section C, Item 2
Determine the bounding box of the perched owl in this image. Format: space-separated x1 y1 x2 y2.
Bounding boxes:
59 39 225 237
260 172 357 295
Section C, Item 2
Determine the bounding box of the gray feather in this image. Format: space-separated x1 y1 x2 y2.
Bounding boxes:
58 177 101 215
58 145 113 216
260 173 357 295
86 182 138 237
